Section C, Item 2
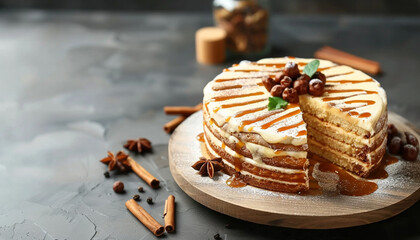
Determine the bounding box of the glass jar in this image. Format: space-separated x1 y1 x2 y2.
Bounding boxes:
213 0 270 58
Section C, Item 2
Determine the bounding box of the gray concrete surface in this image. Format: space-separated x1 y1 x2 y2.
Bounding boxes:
0 11 419 240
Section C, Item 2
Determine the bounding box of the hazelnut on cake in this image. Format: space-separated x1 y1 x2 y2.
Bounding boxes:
202 57 387 193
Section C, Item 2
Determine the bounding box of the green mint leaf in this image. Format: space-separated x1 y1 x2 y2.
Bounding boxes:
268 97 288 111
303 59 320 77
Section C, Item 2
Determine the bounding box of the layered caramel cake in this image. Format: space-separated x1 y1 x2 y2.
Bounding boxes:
202 57 387 193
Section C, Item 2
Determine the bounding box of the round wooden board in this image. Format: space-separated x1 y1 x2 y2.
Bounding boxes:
168 111 420 229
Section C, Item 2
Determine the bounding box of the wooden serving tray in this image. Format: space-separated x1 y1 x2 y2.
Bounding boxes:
168 111 420 229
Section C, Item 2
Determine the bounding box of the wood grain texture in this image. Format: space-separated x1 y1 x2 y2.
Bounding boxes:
168 111 420 229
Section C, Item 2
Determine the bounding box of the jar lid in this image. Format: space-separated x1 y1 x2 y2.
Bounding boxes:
195 27 227 64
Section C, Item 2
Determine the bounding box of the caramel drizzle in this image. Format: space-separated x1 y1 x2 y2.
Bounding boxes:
212 82 264 91
239 110 281 129
212 85 243 91
260 109 301 129
324 89 378 94
322 92 376 102
215 76 261 83
235 106 266 118
221 98 266 108
327 78 374 84
211 91 264 102
277 120 305 133
297 130 307 136
325 71 354 78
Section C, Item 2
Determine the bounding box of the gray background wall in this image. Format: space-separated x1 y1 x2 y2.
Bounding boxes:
0 0 419 15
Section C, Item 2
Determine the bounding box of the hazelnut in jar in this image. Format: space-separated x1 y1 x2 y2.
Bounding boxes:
213 0 270 57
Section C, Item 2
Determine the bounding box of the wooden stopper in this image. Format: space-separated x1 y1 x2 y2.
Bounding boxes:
195 27 226 64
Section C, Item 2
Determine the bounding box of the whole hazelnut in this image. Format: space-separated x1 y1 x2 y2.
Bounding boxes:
282 87 299 103
402 144 419 161
274 72 285 83
309 79 325 96
405 132 419 149
261 76 276 92
293 79 309 95
270 85 285 97
280 76 293 88
312 71 327 84
388 136 402 155
113 181 125 193
387 124 398 138
284 62 300 79
297 74 310 82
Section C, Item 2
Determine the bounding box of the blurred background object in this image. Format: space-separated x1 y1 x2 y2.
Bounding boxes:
0 0 418 15
213 0 270 57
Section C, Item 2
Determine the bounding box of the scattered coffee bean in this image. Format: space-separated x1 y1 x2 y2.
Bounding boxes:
402 144 419 161
104 171 110 178
133 194 140 201
214 233 222 240
387 124 398 138
282 87 299 103
113 181 124 193
405 132 419 149
280 76 293 88
262 76 276 92
309 79 325 96
293 79 309 95
270 85 285 97
312 71 326 84
284 62 300 79
138 186 144 193
147 197 153 204
389 136 402 154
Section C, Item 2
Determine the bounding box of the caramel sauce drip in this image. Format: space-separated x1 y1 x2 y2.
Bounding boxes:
277 120 305 133
327 78 374 84
248 126 254 131
240 110 281 129
236 141 245 148
367 153 399 180
212 84 243 91
297 130 307 136
221 142 226 149
221 98 266 109
309 156 378 196
322 93 376 102
235 106 266 118
225 116 232 122
226 173 247 188
213 107 220 113
344 100 376 105
212 91 264 102
196 132 204 142
260 109 301 129
348 111 359 116
358 112 372 118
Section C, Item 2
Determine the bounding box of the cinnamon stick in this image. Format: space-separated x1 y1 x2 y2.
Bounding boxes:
127 157 160 188
164 103 203 116
314 46 381 75
163 103 202 134
163 115 186 134
125 199 164 237
164 195 175 233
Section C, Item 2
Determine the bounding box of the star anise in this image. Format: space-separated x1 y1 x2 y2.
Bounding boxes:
100 151 131 172
191 157 224 178
124 138 152 153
